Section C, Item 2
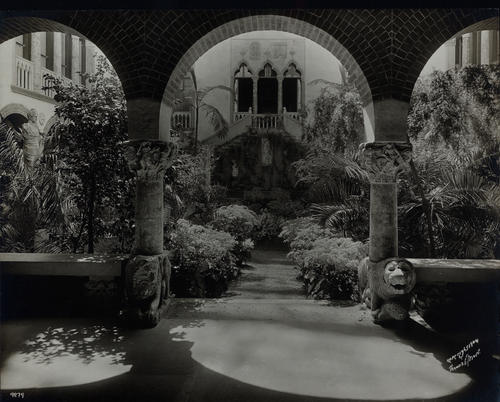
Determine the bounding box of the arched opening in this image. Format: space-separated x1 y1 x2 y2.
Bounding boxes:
0 104 30 130
234 63 253 116
257 63 278 114
0 20 129 257
158 23 372 213
2 113 27 133
282 63 302 115
160 15 373 142
402 17 500 331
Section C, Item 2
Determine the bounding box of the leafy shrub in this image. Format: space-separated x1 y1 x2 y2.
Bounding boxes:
279 217 334 260
169 219 238 297
210 204 258 264
211 204 258 239
293 237 368 301
232 238 255 266
255 210 286 240
165 147 222 226
280 217 367 301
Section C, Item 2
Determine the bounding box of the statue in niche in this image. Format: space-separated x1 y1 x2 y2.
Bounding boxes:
21 108 44 168
231 159 239 178
261 137 273 167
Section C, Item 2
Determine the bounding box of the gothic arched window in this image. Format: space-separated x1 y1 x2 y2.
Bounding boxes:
257 63 278 113
283 63 302 113
234 63 253 113
259 63 277 77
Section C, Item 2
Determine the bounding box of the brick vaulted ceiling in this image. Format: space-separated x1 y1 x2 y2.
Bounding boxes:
0 8 498 104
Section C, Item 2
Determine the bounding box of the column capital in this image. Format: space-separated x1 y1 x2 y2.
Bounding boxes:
123 139 178 182
359 141 412 183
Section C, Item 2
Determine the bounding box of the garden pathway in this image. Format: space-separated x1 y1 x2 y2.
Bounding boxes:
1 247 495 402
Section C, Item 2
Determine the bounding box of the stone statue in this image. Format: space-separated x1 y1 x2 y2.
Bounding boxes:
21 108 44 168
231 159 239 178
358 257 416 323
261 137 273 167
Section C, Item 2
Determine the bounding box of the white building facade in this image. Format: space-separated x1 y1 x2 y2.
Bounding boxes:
421 29 499 75
0 32 101 134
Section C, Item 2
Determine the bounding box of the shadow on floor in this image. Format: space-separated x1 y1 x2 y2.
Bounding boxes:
1 298 498 402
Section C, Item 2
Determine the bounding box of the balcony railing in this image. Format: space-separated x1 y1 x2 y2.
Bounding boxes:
15 56 33 90
251 114 283 130
234 112 251 122
172 111 192 130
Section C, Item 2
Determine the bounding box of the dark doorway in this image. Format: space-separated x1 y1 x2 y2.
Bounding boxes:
257 78 278 114
283 78 298 112
237 78 253 112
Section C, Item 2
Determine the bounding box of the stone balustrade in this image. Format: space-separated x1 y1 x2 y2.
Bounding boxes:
172 111 192 129
234 111 250 121
15 56 33 90
15 57 83 98
251 114 283 130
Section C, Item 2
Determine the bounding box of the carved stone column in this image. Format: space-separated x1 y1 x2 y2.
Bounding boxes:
359 141 412 261
252 76 258 114
358 141 414 323
31 33 42 92
277 75 283 114
71 35 80 83
122 139 177 327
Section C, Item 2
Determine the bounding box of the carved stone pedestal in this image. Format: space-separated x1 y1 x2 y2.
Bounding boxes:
122 253 171 327
359 141 413 323
358 257 416 323
121 139 177 327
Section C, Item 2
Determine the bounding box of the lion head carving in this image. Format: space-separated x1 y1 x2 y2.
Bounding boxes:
382 259 416 295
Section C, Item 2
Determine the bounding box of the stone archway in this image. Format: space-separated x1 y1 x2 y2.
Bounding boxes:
160 14 375 141
162 15 373 107
0 9 497 328
0 103 30 121
358 15 499 324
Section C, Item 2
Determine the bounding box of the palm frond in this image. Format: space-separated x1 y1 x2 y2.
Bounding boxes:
200 103 229 139
307 79 343 90
198 85 234 102
0 122 26 175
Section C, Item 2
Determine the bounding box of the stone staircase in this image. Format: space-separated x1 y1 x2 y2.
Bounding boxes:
201 113 302 148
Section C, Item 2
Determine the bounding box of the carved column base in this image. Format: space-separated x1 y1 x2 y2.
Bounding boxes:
121 253 171 328
121 139 178 327
358 141 414 324
358 257 416 324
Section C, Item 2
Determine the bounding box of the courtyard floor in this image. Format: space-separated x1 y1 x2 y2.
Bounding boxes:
1 248 498 401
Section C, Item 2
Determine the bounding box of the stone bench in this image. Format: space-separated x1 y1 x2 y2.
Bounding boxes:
0 253 130 319
0 253 128 277
0 252 171 327
408 258 500 283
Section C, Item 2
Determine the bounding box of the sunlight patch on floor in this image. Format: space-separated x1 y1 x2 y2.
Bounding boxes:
1 352 132 389
1 325 131 390
170 318 471 400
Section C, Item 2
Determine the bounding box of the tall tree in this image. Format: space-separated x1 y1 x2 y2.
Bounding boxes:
45 56 133 253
